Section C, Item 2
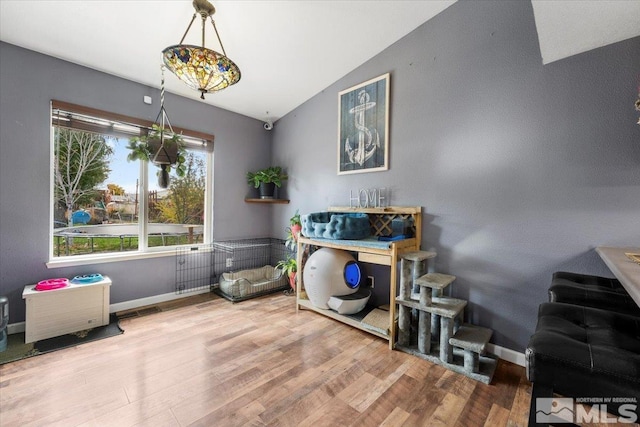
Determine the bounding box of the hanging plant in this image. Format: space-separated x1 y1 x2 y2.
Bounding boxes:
126 124 187 188
126 65 188 188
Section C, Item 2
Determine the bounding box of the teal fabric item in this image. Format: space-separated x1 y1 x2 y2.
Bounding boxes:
301 212 370 240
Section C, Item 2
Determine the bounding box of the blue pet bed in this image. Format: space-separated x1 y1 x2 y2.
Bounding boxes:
301 212 370 240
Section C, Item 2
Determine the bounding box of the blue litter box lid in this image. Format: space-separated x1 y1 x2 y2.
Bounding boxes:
343 261 361 289
70 273 104 284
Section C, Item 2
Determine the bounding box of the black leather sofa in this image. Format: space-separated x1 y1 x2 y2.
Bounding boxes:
549 271 640 317
526 272 640 426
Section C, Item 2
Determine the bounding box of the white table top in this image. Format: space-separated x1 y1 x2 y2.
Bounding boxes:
596 246 640 307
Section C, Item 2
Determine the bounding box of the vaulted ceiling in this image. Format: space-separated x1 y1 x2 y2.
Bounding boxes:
1 1 639 122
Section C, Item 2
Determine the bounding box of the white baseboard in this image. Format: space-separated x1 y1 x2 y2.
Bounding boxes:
108 287 211 313
487 343 526 367
6 288 211 336
7 322 25 335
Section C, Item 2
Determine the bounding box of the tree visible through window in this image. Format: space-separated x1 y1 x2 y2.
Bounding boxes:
54 128 113 228
146 151 208 249
51 102 213 258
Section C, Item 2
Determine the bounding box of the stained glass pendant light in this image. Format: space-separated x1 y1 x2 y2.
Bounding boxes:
162 0 241 99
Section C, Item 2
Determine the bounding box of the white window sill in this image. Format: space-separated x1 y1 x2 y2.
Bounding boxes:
46 249 178 269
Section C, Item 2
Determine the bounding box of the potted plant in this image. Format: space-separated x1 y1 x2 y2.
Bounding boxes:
276 257 297 290
246 166 288 199
285 209 302 250
127 124 187 188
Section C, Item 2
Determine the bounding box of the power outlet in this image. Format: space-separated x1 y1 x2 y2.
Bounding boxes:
226 258 233 268
367 276 375 288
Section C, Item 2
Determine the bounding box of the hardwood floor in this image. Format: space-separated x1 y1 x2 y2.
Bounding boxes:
0 292 532 426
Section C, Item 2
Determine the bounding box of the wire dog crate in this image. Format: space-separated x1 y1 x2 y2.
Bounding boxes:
175 238 293 302
175 245 215 294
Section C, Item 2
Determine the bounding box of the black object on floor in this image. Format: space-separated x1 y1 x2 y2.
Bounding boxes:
526 302 640 426
0 314 123 365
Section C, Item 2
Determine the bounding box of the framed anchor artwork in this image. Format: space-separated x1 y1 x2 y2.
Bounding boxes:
338 73 390 175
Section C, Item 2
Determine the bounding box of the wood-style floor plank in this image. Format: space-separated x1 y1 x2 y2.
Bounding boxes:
484 403 511 427
507 368 532 427
0 292 531 426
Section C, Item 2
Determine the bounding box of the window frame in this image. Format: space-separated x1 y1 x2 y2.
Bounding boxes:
47 100 214 268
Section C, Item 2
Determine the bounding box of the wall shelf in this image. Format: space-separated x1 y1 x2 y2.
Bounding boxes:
244 198 290 204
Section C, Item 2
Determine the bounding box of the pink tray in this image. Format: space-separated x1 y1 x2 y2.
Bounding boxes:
35 278 69 291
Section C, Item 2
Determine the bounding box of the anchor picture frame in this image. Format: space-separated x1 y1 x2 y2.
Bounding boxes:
337 73 390 175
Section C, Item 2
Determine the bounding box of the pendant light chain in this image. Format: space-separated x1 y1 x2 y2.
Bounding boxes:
210 17 227 57
158 65 173 132
161 65 165 112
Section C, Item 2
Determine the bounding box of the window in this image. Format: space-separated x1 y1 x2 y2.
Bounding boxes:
50 101 213 261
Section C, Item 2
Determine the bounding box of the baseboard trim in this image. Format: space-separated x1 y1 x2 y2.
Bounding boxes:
108 288 211 313
487 343 525 367
7 322 25 335
7 288 211 335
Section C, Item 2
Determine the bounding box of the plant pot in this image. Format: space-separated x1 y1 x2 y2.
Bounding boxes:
259 182 276 199
158 166 170 189
148 138 178 166
288 272 296 290
290 224 302 241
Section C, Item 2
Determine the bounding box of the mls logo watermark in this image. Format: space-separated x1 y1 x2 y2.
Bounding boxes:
535 397 638 424
536 398 574 423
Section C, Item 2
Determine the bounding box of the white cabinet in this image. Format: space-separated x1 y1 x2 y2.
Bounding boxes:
22 277 111 343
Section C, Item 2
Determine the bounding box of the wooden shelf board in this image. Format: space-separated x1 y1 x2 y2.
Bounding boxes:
244 198 290 204
297 299 390 341
328 206 421 215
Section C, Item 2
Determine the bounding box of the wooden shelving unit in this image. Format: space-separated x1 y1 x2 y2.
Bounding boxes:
296 206 422 349
244 198 290 204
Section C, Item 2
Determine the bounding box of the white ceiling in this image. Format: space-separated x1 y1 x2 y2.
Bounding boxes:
1 1 639 122
531 0 640 65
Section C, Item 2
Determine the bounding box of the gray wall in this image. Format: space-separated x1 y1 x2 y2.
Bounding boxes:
271 1 640 351
0 42 275 323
